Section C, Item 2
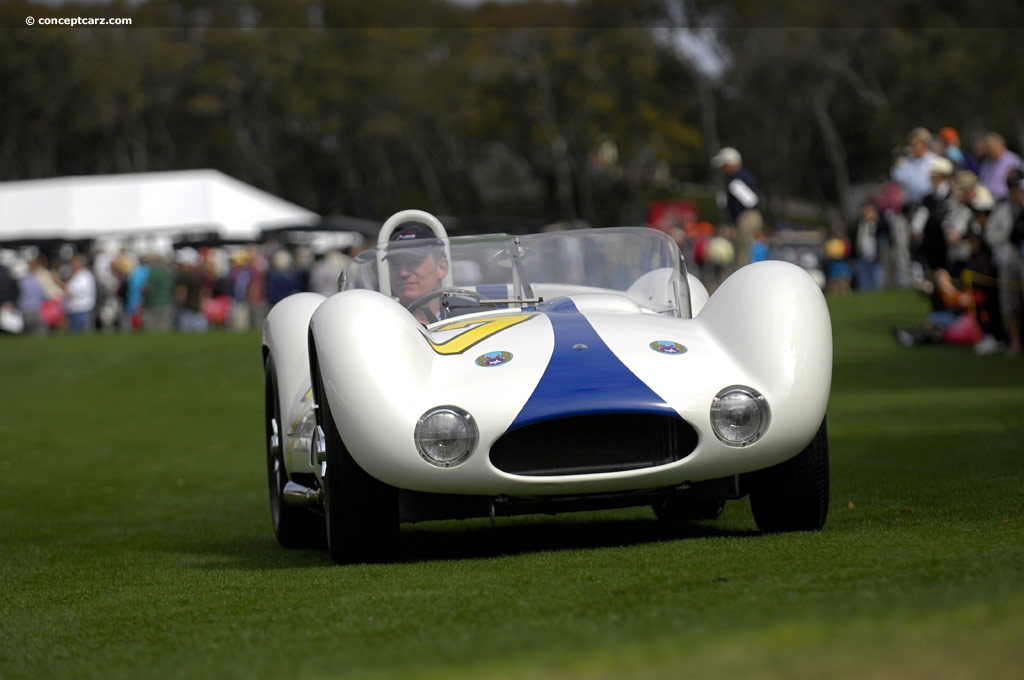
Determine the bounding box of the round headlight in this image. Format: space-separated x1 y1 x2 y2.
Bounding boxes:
415 406 478 467
710 386 770 446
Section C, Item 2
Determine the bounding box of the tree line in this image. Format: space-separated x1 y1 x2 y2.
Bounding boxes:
2 0 1023 227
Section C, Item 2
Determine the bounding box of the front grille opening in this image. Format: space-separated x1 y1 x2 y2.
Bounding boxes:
490 413 698 477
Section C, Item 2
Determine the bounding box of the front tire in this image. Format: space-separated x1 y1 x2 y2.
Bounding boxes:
313 358 399 565
749 418 830 533
265 354 322 548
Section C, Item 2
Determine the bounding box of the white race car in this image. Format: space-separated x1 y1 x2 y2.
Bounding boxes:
262 210 832 564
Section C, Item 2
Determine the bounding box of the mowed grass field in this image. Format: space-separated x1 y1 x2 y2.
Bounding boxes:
1 290 1022 679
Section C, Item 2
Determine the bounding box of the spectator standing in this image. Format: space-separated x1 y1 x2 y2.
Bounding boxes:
109 250 136 331
266 249 304 306
246 247 270 331
1014 178 1024 348
875 180 909 288
293 246 314 294
910 156 956 284
122 255 150 331
32 255 64 301
63 254 97 334
823 225 853 296
978 132 1023 202
935 127 980 174
889 128 936 288
198 249 232 330
92 247 121 332
850 199 886 291
891 128 938 209
712 147 763 270
31 255 66 331
703 229 735 292
16 258 47 335
227 250 253 331
750 231 772 263
945 171 994 279
682 221 713 284
308 250 349 297
174 247 208 332
0 260 20 335
143 253 176 332
963 190 1004 355
985 169 1024 356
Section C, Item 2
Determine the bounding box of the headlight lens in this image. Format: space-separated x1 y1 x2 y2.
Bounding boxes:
415 406 478 467
710 386 770 446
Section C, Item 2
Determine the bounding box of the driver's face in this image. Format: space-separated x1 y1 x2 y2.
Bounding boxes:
389 249 449 305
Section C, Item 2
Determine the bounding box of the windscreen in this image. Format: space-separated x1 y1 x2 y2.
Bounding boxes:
341 227 688 316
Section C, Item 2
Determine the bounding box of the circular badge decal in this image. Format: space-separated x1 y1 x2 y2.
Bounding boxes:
475 350 513 367
649 340 687 355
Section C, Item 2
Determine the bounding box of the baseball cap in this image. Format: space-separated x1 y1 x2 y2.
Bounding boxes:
390 223 437 242
385 222 442 263
712 147 742 167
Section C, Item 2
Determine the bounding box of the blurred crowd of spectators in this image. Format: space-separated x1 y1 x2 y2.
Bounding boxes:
822 127 1024 357
2 127 1021 357
0 240 355 337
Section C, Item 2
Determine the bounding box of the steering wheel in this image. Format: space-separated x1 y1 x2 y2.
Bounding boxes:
406 288 493 321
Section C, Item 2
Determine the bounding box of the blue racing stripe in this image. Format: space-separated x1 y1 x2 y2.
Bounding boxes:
510 299 676 428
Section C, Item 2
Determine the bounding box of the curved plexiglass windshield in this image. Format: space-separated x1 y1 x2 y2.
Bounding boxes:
341 227 690 319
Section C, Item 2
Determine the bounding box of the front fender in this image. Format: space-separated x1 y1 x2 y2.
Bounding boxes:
309 290 437 472
697 261 832 448
263 292 327 425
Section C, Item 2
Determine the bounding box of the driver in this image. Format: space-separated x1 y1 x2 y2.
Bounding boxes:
386 223 449 324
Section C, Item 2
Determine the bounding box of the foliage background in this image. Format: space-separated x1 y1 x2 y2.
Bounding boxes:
2 0 1023 227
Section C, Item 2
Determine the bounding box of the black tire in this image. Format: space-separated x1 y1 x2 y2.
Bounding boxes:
265 354 323 548
749 418 830 533
313 357 399 565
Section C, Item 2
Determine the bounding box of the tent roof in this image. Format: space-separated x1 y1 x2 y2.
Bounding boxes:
0 169 318 243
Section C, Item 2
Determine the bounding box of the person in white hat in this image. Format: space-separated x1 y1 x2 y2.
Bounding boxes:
945 171 993 276
962 184 1005 356
910 155 956 277
712 147 763 270
891 127 937 209
62 254 97 334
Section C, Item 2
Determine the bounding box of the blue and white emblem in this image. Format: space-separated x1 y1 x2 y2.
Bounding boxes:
649 340 687 355
475 350 513 367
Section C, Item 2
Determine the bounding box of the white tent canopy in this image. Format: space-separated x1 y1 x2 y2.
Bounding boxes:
0 169 318 244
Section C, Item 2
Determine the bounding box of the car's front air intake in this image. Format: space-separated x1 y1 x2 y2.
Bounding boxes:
489 413 698 476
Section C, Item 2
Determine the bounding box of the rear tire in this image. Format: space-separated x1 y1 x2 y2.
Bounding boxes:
313 357 399 565
749 418 830 533
265 354 323 548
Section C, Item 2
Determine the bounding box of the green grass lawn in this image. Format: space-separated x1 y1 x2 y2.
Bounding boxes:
1 290 1022 679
